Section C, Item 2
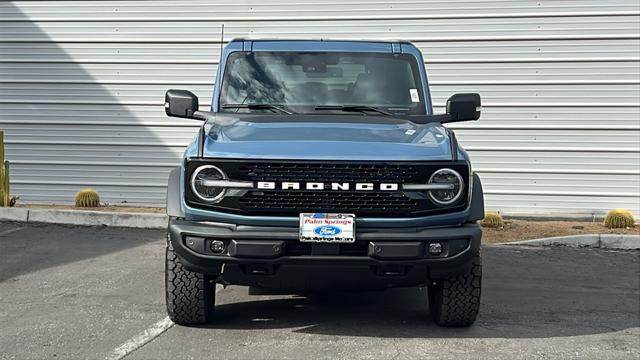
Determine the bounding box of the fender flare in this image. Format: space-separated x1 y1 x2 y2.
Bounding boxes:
468 173 485 222
166 167 185 218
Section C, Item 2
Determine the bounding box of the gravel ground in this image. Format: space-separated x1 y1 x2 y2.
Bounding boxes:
0 222 638 360
482 219 639 243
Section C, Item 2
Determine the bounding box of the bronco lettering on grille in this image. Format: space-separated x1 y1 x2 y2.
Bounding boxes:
256 182 399 191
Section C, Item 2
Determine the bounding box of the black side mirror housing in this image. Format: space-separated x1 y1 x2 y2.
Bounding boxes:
445 93 481 123
165 89 200 119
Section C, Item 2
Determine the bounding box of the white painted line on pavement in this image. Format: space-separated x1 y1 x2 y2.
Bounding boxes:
0 226 25 237
105 316 174 360
105 284 225 360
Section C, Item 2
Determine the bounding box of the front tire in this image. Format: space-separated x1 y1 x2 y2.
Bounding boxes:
165 235 215 324
428 251 481 327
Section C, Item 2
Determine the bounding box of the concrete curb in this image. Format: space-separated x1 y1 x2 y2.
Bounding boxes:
1 208 638 247
499 234 640 250
0 207 167 229
0 207 29 222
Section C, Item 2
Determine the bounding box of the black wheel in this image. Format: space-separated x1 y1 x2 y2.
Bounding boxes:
428 251 481 327
165 234 215 324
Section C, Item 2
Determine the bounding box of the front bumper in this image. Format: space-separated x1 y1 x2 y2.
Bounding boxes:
169 218 481 290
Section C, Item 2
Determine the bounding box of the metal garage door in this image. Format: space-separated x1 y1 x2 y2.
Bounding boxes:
1 0 639 217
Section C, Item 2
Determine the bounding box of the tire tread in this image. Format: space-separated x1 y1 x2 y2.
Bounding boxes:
165 237 214 324
429 252 482 327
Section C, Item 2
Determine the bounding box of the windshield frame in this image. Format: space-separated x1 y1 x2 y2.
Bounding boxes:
215 47 432 117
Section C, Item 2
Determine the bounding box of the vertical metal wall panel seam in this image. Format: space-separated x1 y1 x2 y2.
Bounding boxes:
0 0 638 216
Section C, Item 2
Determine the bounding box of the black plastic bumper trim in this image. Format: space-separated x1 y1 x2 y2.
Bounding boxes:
368 241 424 259
168 218 481 281
228 239 285 258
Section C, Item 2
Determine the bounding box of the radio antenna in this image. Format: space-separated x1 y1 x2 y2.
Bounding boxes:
219 24 225 56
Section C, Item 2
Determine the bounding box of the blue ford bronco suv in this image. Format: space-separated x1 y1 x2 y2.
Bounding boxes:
164 39 484 327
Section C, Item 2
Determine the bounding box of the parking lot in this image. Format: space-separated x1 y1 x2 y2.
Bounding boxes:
0 221 638 360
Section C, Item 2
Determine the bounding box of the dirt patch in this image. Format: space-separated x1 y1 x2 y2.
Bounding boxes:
483 219 639 244
16 204 165 214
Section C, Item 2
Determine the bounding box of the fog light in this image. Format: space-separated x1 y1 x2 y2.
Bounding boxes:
210 240 225 253
428 242 443 255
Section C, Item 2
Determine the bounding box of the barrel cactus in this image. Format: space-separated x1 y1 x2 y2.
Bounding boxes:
480 211 504 228
74 188 101 208
604 209 635 229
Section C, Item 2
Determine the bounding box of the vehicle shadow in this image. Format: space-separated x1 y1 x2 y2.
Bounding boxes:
0 222 164 282
200 246 640 339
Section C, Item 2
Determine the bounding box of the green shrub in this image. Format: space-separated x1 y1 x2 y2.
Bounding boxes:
480 211 504 228
75 188 100 208
604 209 635 229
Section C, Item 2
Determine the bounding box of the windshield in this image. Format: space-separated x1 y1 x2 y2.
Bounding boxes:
219 51 426 115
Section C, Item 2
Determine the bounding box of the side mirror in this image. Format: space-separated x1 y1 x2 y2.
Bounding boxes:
165 89 200 119
445 93 481 123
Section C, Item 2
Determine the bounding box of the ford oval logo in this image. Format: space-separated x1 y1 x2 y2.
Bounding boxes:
314 225 342 237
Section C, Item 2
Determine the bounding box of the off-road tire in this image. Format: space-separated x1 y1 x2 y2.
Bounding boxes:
165 236 215 324
428 251 481 327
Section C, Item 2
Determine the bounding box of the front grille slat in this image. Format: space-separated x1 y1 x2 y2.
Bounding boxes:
240 163 418 183
241 190 417 212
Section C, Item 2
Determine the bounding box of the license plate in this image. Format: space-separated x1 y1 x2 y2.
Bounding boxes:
299 213 355 243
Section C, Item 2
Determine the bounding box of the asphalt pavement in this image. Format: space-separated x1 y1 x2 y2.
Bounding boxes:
0 222 638 360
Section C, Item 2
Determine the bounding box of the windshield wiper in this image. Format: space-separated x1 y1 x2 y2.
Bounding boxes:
221 103 295 114
314 105 394 116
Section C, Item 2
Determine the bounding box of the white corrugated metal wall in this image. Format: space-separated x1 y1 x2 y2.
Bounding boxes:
1 0 639 217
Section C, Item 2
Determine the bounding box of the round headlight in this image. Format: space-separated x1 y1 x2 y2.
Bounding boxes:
428 168 464 205
190 165 227 202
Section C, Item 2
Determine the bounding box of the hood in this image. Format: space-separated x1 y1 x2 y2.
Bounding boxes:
202 114 453 161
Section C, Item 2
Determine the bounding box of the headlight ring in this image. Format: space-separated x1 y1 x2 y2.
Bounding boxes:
190 165 227 203
427 168 464 205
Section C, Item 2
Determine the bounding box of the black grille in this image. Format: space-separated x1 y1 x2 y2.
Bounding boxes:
237 163 420 214
185 159 469 217
240 191 417 211
238 163 420 182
